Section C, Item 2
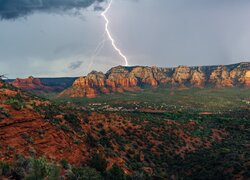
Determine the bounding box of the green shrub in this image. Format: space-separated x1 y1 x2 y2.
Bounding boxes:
7 98 24 110
11 154 31 179
99 137 112 148
73 139 81 145
0 107 10 118
60 125 70 132
106 164 125 180
89 154 107 173
67 167 102 180
86 133 97 147
48 165 60 180
0 161 10 176
25 157 60 180
60 159 69 169
64 113 82 132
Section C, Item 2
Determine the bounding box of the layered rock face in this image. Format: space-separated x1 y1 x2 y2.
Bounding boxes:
63 71 108 98
106 66 138 92
190 68 206 88
61 62 249 98
240 70 250 87
209 66 234 87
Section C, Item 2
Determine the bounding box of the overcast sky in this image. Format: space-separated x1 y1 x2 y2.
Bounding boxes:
0 0 250 78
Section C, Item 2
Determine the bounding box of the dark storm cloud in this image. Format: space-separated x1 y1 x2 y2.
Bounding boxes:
0 0 104 20
93 5 104 11
68 61 83 70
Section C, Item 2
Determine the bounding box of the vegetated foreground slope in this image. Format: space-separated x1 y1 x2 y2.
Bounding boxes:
0 80 89 164
0 79 250 179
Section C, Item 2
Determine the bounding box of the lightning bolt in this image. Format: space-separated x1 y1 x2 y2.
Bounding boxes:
101 0 129 66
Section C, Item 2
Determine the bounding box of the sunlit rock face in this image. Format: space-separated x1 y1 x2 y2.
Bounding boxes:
106 66 138 91
60 62 249 98
240 70 250 87
190 68 206 88
172 66 191 87
209 66 234 87
61 71 107 98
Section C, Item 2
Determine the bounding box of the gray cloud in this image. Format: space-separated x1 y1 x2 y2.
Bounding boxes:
68 61 83 70
0 0 104 20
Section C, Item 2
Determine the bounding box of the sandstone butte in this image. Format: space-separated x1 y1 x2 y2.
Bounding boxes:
60 62 250 98
10 76 75 93
11 76 53 91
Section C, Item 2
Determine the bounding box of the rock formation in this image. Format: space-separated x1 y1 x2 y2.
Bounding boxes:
63 71 107 98
61 62 250 98
10 76 76 93
11 76 48 90
240 70 250 87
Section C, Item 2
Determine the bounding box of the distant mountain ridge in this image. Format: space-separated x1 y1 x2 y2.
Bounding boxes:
60 62 250 98
9 62 249 97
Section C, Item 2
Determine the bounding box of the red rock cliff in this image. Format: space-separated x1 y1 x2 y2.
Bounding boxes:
60 62 250 98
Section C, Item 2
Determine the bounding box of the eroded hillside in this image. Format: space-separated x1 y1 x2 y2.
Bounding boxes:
0 80 90 165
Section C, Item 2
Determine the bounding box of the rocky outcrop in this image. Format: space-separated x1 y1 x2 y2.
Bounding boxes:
172 66 191 86
209 66 234 87
240 70 250 87
106 66 138 91
190 68 206 88
10 77 76 94
11 76 53 90
60 62 249 98
61 71 108 98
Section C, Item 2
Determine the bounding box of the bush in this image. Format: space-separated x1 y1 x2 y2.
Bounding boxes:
86 133 98 147
64 113 82 132
0 107 10 118
11 154 31 179
129 171 147 180
60 159 69 169
99 137 112 148
7 98 24 110
60 125 70 132
0 161 10 176
106 164 125 180
67 167 102 180
48 165 60 180
25 157 60 180
89 154 107 173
